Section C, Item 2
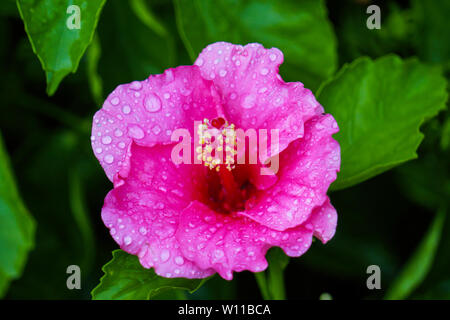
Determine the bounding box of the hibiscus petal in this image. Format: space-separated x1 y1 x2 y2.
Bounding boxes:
91 65 223 182
242 114 340 231
307 197 337 243
195 42 323 160
101 143 214 278
176 201 320 280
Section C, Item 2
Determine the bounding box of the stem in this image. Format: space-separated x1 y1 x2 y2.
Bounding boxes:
255 272 270 300
267 266 286 300
255 247 288 299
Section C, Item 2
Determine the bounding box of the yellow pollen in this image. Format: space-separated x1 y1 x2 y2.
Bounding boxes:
196 118 237 171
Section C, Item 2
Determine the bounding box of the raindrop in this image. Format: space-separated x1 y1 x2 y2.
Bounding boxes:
130 81 142 91
160 249 170 262
101 135 112 145
152 125 161 135
122 105 131 114
144 93 162 112
124 236 132 245
195 58 204 66
104 154 114 164
260 68 269 75
242 94 256 109
114 129 123 137
111 97 120 105
128 125 145 139
214 249 224 258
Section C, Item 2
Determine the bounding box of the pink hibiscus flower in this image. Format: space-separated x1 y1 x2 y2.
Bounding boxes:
91 42 340 280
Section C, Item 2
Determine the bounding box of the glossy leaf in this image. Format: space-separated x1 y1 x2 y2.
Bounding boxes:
317 55 448 190
0 132 35 297
17 0 106 95
174 0 337 90
91 250 208 300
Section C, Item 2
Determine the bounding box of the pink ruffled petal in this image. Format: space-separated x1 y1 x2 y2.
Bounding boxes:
307 197 337 243
242 114 340 231
176 201 318 280
101 143 214 278
195 42 323 160
91 65 223 182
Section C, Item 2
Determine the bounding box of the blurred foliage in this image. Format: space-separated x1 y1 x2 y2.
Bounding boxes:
0 133 35 297
0 0 448 300
174 0 337 91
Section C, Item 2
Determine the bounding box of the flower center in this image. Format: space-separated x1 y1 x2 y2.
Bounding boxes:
197 118 250 213
196 118 237 171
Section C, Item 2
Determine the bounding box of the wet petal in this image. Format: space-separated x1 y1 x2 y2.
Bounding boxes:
195 42 323 160
101 143 214 278
91 65 223 182
242 114 340 231
176 201 318 280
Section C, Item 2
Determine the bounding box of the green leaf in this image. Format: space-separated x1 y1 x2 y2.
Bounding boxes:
91 250 208 300
0 132 35 297
317 55 448 190
385 208 446 300
17 0 107 95
174 0 337 90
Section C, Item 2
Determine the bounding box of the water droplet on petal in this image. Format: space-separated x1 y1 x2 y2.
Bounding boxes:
195 58 204 66
128 125 145 139
242 94 256 109
124 236 132 245
144 93 162 112
260 68 269 75
214 249 224 258
160 250 170 262
111 97 120 105
219 69 227 77
101 135 112 145
114 129 123 137
152 125 161 135
122 105 131 114
130 81 142 91
104 154 114 164
175 256 184 265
